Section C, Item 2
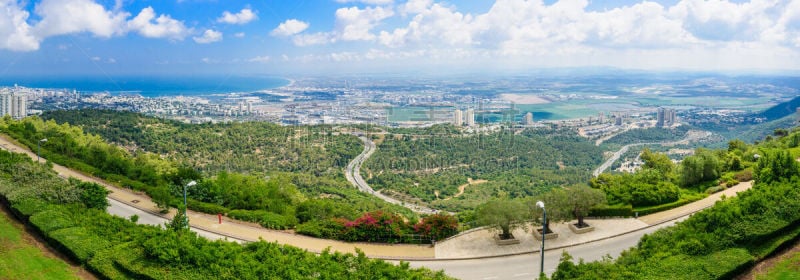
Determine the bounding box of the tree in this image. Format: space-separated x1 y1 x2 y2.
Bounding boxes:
75 181 110 210
562 185 606 227
640 148 674 175
475 198 529 239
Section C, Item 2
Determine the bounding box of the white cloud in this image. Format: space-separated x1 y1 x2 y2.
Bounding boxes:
33 0 128 39
271 19 310 37
249 55 271 63
217 8 258 25
335 6 394 41
335 0 393 5
400 0 432 15
127 6 190 40
193 29 222 44
107 58 116 63
91 56 101 61
234 32 245 38
0 0 38 51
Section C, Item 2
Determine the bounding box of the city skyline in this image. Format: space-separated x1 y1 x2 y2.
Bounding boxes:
0 0 799 76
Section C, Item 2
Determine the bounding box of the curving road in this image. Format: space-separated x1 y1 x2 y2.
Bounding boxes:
407 217 685 279
344 134 440 214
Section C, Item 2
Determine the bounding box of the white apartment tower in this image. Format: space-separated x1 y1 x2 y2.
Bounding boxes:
452 109 463 126
0 89 27 119
465 109 475 127
523 112 534 125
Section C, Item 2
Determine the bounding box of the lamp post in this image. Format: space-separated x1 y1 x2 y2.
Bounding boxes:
37 138 47 163
536 201 546 278
183 180 197 229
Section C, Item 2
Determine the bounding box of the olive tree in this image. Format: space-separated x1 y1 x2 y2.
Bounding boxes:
475 198 529 239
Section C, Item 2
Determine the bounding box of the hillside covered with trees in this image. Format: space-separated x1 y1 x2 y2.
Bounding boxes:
3 113 453 243
365 125 605 211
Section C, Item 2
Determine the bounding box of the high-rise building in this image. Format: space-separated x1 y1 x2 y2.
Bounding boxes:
523 112 534 125
0 90 27 119
667 109 676 126
598 112 605 123
452 109 463 126
465 109 475 127
615 114 623 126
796 108 800 123
657 107 676 127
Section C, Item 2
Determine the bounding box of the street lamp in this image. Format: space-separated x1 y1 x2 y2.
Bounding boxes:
536 200 546 278
37 138 47 163
183 180 197 229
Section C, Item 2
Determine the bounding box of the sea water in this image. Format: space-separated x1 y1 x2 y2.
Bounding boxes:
0 75 290 97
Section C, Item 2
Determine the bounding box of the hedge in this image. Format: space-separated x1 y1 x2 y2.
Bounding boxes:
633 194 705 216
187 198 229 215
227 209 295 230
29 209 76 233
48 227 111 262
589 204 633 217
9 198 49 218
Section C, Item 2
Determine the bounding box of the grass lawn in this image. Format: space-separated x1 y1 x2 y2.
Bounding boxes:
0 208 85 280
756 251 800 280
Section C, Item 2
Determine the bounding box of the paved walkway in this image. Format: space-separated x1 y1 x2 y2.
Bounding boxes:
436 180 753 259
0 133 755 260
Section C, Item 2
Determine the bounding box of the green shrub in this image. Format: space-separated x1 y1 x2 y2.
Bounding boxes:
296 219 344 238
48 227 111 262
634 195 704 216
733 168 753 182
228 209 295 230
187 198 229 215
29 209 75 233
705 185 726 194
9 198 49 218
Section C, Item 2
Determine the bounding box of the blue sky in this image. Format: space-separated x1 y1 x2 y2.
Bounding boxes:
0 0 798 76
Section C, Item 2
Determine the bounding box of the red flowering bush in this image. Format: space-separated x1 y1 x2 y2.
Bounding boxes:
338 210 410 243
414 213 458 241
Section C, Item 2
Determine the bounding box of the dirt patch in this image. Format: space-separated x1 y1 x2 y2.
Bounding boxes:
443 178 488 201
0 204 98 280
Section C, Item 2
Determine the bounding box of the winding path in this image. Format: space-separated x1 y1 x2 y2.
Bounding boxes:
344 134 440 214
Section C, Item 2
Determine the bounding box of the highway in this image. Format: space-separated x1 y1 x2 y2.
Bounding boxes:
344 134 439 214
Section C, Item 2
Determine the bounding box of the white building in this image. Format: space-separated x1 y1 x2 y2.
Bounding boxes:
0 89 27 119
452 109 463 126
465 109 475 127
523 112 534 125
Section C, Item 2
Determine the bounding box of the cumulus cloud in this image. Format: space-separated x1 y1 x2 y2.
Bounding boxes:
271 19 310 37
234 32 246 38
193 29 222 44
0 0 38 51
335 6 394 41
0 0 191 51
127 6 190 40
33 0 128 39
217 8 258 25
